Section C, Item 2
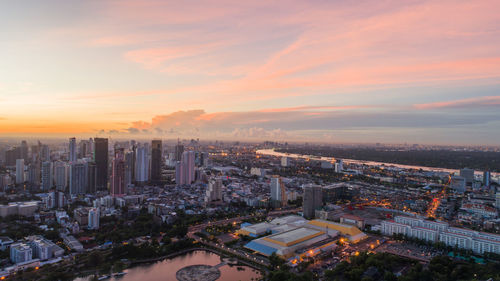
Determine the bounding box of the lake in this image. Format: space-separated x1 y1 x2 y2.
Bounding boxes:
74 250 261 281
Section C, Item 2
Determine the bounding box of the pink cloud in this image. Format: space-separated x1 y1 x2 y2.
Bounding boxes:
414 96 500 110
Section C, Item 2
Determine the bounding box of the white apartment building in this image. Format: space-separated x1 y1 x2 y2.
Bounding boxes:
381 216 500 254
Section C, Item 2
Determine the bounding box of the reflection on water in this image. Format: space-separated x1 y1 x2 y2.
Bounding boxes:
74 250 261 281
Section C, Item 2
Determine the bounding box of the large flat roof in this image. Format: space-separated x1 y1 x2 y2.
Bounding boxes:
263 227 324 247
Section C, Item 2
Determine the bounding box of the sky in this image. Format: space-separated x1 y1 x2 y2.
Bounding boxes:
1 0 500 144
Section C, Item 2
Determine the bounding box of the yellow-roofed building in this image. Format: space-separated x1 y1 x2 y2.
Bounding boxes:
307 219 367 243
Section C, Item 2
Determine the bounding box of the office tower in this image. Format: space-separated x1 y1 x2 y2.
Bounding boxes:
303 184 323 219
41 161 52 191
40 145 50 162
151 140 162 182
54 161 67 192
20 141 28 163
79 140 89 158
335 159 344 173
130 142 136 181
69 163 86 195
460 168 474 185
270 176 287 206
281 157 290 167
111 148 125 197
86 162 96 194
181 151 195 185
94 138 108 191
205 177 223 203
15 159 25 184
483 171 491 187
125 151 134 187
135 144 149 183
88 208 100 230
174 142 184 161
69 137 77 163
88 138 94 156
26 163 40 185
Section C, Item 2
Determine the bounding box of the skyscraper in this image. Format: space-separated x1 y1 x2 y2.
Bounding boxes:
135 144 149 183
41 161 52 191
111 148 125 197
69 137 77 163
151 140 162 182
69 163 86 195
125 151 134 187
303 184 323 219
86 162 96 194
174 142 184 161
182 151 195 185
15 159 25 184
270 176 287 206
20 141 29 163
54 161 67 192
94 138 108 191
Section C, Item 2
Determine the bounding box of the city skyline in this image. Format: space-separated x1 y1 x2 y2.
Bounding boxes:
1 0 500 144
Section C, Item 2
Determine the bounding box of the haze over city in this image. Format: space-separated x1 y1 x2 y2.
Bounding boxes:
1 0 500 144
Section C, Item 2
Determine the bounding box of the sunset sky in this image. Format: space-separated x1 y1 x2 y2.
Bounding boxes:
1 0 500 144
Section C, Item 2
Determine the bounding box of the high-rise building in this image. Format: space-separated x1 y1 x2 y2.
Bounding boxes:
151 140 162 182
335 159 343 173
26 163 40 186
281 157 290 167
54 161 67 192
125 151 134 187
69 137 77 163
20 141 29 163
135 144 149 183
94 138 108 191
174 142 184 161
111 148 125 197
15 159 25 184
69 163 86 195
88 208 100 230
205 177 223 203
41 161 53 191
483 171 491 187
40 144 50 162
451 176 466 193
460 168 474 185
5 147 20 166
270 176 287 206
86 162 96 194
303 184 323 219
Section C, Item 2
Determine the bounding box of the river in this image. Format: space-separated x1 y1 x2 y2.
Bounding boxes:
74 250 261 281
256 149 500 178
